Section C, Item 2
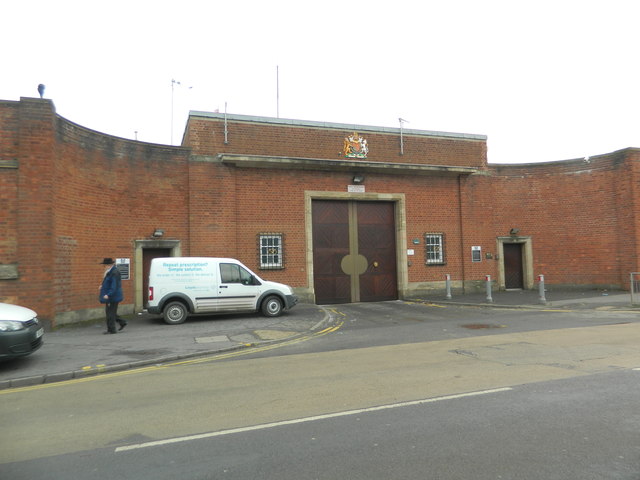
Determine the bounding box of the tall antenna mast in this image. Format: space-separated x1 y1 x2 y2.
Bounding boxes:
276 65 280 118
171 79 178 144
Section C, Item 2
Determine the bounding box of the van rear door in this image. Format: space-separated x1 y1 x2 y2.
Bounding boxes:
217 262 261 312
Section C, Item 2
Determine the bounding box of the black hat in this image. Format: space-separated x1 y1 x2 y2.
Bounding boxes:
100 258 115 265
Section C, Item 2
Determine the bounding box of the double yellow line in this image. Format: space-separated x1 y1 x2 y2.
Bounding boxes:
2 317 345 394
169 319 344 366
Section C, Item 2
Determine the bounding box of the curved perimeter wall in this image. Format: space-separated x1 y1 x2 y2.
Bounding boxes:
1 97 639 326
0 98 190 327
479 151 640 287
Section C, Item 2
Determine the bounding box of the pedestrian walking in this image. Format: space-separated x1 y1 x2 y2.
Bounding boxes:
99 258 127 334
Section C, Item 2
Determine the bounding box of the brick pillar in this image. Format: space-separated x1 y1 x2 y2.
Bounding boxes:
17 97 56 325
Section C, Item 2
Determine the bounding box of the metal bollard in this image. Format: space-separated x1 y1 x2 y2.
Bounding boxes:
445 274 452 299
485 275 493 303
538 274 547 304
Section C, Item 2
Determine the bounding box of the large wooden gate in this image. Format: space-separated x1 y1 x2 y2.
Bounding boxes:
312 200 398 304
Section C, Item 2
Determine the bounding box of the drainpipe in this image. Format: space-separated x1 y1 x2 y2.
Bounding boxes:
457 175 467 293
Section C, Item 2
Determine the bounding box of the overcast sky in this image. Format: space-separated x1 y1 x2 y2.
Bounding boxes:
4 0 639 163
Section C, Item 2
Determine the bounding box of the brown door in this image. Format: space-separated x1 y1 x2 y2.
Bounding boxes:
503 243 524 289
357 202 398 302
312 200 397 304
312 201 351 304
143 248 172 307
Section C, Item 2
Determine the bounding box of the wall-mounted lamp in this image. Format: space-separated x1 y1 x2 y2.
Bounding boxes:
352 174 365 184
509 228 520 236
152 229 165 238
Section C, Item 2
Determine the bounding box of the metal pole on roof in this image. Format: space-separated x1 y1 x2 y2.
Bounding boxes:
399 118 408 155
276 65 280 118
171 79 176 144
224 102 229 145
170 79 192 145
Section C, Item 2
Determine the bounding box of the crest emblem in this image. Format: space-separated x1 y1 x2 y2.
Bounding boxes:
343 132 368 159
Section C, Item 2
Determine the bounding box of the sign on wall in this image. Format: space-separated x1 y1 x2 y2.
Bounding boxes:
471 246 482 262
116 258 130 280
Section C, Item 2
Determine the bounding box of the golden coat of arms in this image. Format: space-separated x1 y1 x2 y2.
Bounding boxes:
343 132 368 158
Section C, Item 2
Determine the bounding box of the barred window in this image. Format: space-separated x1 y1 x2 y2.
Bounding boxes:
259 233 284 269
425 233 445 265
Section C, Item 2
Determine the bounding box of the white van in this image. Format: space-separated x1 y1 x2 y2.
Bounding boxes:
147 257 298 324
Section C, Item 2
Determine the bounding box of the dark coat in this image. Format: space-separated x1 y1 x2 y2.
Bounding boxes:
100 265 124 303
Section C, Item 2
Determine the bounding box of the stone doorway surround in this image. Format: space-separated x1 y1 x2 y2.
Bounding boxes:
496 236 533 290
134 239 181 312
304 191 407 303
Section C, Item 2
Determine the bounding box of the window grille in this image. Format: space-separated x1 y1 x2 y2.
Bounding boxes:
424 233 445 265
258 233 284 269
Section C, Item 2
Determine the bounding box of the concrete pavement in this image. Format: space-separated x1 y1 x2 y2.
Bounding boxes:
1 289 637 390
422 288 638 311
0 303 333 390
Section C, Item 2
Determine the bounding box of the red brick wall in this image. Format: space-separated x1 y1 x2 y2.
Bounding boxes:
52 117 191 318
0 102 19 277
187 159 236 256
1 99 191 325
3 98 639 326
180 161 471 288
466 150 640 287
13 99 56 317
185 114 488 168
182 114 488 287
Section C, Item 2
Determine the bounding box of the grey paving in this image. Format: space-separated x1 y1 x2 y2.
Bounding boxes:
0 304 331 390
1 289 637 390
421 288 637 310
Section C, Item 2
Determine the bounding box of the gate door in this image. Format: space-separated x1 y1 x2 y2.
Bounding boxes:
503 243 524 289
312 200 397 304
357 202 398 302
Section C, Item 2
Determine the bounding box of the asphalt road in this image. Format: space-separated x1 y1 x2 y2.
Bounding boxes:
2 303 640 479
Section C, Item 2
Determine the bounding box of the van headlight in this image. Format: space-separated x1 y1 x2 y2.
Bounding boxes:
0 321 26 332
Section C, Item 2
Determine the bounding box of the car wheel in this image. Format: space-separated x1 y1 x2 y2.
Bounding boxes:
261 296 283 317
163 301 188 325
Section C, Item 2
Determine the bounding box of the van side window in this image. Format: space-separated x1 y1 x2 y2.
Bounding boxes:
220 263 253 285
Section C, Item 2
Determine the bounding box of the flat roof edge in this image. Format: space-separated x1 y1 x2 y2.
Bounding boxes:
217 154 479 176
189 111 487 141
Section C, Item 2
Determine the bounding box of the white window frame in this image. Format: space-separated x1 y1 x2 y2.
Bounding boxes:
424 233 445 265
259 233 284 269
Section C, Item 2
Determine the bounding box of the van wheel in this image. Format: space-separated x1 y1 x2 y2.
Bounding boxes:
261 296 283 317
163 301 188 325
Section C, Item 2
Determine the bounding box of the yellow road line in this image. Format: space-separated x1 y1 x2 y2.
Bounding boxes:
169 320 344 367
0 364 171 394
1 319 345 394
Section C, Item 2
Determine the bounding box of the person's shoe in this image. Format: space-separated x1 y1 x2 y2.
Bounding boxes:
103 331 117 335
118 322 127 331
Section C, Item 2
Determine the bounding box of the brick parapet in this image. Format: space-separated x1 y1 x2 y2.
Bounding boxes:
185 113 488 169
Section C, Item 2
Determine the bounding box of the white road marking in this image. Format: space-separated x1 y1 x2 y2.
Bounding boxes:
115 387 512 452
